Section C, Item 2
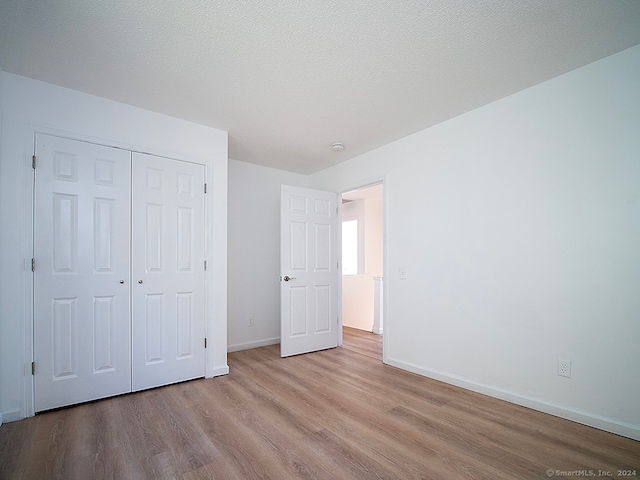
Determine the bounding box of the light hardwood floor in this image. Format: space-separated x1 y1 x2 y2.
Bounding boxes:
1 327 638 479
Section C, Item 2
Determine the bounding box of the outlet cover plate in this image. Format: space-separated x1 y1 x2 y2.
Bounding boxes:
558 359 571 378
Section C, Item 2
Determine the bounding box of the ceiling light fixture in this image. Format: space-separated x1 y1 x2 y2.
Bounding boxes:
331 142 344 152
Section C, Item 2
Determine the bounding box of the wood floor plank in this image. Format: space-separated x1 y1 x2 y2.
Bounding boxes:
300 428 400 480
148 387 222 476
191 399 275 478
387 404 543 478
73 445 129 480
1 328 638 479
439 396 631 474
22 409 73 480
0 417 35 480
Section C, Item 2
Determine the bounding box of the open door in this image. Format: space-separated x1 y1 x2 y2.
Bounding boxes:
280 185 340 357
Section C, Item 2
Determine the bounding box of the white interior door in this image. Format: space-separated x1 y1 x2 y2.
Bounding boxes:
33 134 132 412
131 153 206 391
280 185 340 357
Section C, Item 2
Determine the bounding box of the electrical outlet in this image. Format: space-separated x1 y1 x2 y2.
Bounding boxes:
248 316 255 327
558 359 571 378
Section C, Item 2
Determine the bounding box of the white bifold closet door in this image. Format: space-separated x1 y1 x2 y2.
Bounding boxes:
33 134 206 412
131 152 205 392
34 134 132 412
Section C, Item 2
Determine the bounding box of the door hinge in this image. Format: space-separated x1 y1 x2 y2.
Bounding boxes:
31 362 35 375
204 260 207 271
204 183 207 193
32 155 36 169
31 258 35 272
204 338 207 348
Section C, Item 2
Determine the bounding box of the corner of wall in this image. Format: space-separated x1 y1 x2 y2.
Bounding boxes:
227 159 310 351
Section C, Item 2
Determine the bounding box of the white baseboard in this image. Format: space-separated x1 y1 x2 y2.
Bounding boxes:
343 324 367 331
343 324 380 334
228 337 280 353
386 357 640 442
0 408 21 425
207 365 229 378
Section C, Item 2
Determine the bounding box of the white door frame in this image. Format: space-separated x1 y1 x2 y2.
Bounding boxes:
19 125 223 418
337 176 388 364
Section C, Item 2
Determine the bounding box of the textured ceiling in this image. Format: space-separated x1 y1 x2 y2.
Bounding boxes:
1 1 640 174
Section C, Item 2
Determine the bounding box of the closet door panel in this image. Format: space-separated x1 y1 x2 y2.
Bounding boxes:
33 134 132 412
131 153 206 391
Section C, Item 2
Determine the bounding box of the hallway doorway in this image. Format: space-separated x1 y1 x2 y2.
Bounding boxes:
341 183 384 337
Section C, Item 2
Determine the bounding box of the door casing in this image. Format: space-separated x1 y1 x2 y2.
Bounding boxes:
336 177 388 364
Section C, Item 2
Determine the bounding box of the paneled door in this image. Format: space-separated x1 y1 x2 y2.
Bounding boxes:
33 134 132 412
131 153 206 391
280 185 340 357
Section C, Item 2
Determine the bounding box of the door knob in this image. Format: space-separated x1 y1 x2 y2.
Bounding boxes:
119 280 125 284
138 280 143 284
283 275 296 282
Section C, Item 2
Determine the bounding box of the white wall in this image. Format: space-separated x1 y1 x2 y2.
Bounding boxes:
0 73 229 421
309 45 640 440
342 196 383 331
227 159 308 351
